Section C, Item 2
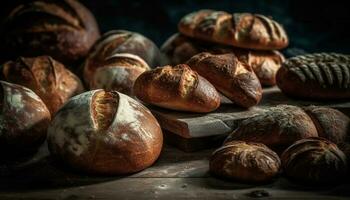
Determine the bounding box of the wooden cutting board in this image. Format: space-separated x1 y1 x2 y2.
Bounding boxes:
149 86 350 151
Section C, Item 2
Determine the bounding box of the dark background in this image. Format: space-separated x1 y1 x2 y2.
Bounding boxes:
2 0 350 56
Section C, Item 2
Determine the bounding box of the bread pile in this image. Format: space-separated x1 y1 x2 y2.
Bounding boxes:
210 105 349 184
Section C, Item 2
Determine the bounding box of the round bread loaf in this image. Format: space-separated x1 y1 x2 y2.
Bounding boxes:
47 90 163 175
178 10 288 50
90 53 150 96
225 105 318 152
281 137 348 184
133 64 220 113
83 30 162 85
276 53 350 99
210 141 281 183
0 0 100 66
187 52 262 107
1 56 85 114
0 81 51 159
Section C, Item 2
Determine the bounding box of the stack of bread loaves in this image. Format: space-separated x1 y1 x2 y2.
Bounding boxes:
0 0 163 175
210 105 349 185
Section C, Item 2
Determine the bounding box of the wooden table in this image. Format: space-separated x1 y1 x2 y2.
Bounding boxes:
1 144 349 200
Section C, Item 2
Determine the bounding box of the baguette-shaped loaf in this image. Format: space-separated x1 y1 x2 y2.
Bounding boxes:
134 64 220 112
276 53 350 99
187 52 262 107
161 33 284 86
178 10 288 50
90 53 150 96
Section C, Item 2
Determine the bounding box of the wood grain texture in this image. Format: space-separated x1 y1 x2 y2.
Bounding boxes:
0 144 349 199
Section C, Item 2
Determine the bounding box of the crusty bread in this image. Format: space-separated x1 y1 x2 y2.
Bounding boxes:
1 56 84 114
83 30 161 85
225 105 318 153
133 64 220 113
0 0 100 66
90 53 150 96
187 52 262 107
161 33 284 86
210 141 281 183
281 137 348 184
47 90 163 175
178 10 288 50
276 53 350 99
0 81 51 159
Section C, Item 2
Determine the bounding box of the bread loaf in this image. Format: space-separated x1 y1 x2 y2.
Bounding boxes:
225 105 318 152
133 64 220 112
178 10 288 50
0 0 100 66
276 53 350 99
1 56 84 114
281 137 348 184
90 53 150 96
161 33 284 86
0 81 51 159
210 141 281 183
47 90 163 175
302 106 350 145
83 30 162 85
187 52 262 107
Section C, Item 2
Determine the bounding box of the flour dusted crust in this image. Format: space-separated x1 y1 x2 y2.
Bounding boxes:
83 30 161 85
225 105 318 152
0 0 100 65
90 53 150 96
0 81 51 158
187 52 262 107
133 64 220 113
277 53 350 99
210 141 280 183
281 137 348 184
178 10 288 50
47 90 163 174
1 56 84 114
161 33 284 86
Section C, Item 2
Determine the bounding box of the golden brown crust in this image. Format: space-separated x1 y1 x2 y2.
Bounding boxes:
161 33 284 86
90 53 150 96
83 30 161 85
225 105 318 153
302 106 350 145
187 52 262 107
0 0 100 66
178 10 288 50
1 56 84 114
276 53 350 99
0 81 51 158
47 90 163 175
134 64 220 112
210 141 281 183
281 137 348 184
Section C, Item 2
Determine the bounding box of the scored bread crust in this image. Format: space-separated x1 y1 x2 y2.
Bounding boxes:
161 33 284 86
178 10 288 50
277 53 350 99
187 52 262 107
133 64 220 112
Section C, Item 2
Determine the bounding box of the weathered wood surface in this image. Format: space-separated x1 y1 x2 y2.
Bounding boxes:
151 86 350 139
0 144 349 200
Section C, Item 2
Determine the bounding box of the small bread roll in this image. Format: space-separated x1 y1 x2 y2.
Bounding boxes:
281 137 348 184
210 141 281 183
187 52 262 107
1 56 84 114
90 53 150 96
0 81 51 158
47 90 163 175
134 64 220 113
